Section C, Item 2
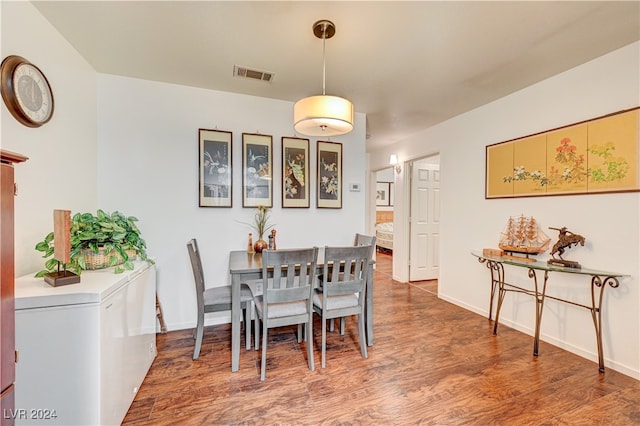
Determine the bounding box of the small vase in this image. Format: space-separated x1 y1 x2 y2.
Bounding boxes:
254 238 268 253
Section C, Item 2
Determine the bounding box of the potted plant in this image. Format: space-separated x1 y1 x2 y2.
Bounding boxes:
35 209 152 276
240 205 274 253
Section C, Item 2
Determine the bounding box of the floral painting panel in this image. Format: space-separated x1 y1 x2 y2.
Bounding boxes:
282 137 310 208
545 124 588 194
242 133 272 208
512 134 547 196
587 109 639 192
486 142 514 198
199 129 232 207
317 141 342 208
486 108 640 199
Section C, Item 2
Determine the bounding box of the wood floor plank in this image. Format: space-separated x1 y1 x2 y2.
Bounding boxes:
123 252 639 425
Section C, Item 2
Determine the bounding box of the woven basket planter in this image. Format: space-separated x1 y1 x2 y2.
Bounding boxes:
82 247 137 270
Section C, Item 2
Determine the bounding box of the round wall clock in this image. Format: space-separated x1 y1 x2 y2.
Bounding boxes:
1 55 54 128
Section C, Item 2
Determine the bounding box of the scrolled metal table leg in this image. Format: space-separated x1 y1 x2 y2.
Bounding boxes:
478 257 503 321
491 261 506 335
531 269 548 357
590 275 619 373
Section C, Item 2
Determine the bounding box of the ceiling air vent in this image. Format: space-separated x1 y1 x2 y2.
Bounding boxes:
233 65 274 83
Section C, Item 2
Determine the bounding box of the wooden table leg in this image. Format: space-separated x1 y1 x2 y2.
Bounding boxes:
231 273 241 372
156 295 167 333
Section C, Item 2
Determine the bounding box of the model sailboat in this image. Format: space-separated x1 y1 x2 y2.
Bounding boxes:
499 215 551 256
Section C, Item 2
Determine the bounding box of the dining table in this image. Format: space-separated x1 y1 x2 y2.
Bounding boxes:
228 249 375 372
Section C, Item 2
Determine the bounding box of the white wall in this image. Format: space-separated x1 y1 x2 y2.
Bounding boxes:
376 167 394 182
96 75 367 330
370 42 640 379
1 1 98 276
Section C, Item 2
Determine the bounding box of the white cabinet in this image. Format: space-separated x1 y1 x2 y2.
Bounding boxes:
14 262 157 425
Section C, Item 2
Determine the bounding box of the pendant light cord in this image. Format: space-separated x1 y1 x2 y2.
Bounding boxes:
321 22 327 96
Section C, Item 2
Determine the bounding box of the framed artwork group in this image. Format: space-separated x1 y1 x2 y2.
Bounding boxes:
198 129 343 209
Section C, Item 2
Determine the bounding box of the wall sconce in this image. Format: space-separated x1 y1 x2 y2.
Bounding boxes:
389 154 401 173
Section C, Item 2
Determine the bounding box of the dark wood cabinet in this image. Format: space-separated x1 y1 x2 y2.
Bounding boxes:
0 150 27 426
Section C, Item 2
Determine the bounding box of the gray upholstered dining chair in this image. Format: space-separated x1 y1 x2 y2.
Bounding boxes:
314 244 371 368
327 233 377 335
324 233 377 335
252 247 318 381
187 238 253 360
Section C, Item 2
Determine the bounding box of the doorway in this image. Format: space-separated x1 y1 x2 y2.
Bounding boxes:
408 155 440 282
374 167 394 257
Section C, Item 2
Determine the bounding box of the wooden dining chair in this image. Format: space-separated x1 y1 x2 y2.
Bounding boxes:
324 233 377 336
314 244 371 368
187 239 253 360
252 247 318 381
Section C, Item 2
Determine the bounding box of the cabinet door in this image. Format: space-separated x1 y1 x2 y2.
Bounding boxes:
15 303 101 425
100 282 127 426
1 163 15 395
100 265 157 426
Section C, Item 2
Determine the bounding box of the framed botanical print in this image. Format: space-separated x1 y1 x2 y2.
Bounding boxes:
199 128 232 207
242 133 273 207
317 141 342 208
282 137 310 208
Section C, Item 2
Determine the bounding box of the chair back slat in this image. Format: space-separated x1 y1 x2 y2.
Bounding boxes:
322 245 371 298
262 248 318 304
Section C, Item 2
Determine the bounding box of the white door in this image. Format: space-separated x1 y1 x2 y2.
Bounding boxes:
409 161 440 281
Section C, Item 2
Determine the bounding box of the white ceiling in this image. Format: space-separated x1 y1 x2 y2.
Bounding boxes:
32 1 640 152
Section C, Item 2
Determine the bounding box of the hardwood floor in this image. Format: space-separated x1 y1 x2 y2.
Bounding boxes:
124 252 640 425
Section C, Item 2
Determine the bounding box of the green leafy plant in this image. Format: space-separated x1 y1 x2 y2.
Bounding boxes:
35 209 152 277
588 142 629 182
238 205 274 239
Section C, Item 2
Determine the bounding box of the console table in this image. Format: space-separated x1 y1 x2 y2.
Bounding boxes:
471 251 627 372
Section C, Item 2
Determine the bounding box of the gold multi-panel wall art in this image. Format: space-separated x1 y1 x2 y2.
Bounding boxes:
486 107 640 199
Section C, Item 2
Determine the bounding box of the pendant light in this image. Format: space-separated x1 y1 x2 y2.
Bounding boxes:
293 20 354 137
